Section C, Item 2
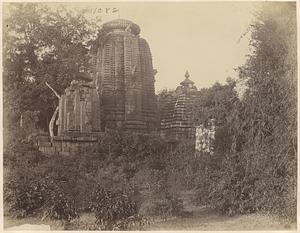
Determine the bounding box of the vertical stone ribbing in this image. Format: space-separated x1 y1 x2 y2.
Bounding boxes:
114 36 125 124
124 36 133 117
57 81 101 136
139 38 157 130
58 96 64 135
91 89 100 131
102 42 114 128
160 77 198 139
64 93 71 131
80 100 86 132
57 19 158 136
93 19 157 131
74 88 81 131
130 36 142 118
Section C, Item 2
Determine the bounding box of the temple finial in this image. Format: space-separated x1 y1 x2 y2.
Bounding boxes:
185 70 190 79
180 70 194 87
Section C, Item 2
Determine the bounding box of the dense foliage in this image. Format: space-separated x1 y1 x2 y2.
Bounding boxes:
4 132 192 228
89 187 149 230
4 174 46 217
40 180 79 222
193 3 297 221
3 3 97 136
4 173 79 221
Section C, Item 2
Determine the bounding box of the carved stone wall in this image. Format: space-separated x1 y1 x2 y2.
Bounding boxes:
91 19 158 132
37 134 99 156
57 80 101 136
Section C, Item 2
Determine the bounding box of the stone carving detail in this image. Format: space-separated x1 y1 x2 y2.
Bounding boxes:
91 19 158 131
58 79 101 136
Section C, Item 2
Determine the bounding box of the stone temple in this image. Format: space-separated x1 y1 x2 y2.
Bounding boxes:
160 71 198 139
39 19 159 155
38 19 213 155
59 19 158 136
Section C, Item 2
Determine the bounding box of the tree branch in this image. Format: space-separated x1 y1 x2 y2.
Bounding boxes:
45 82 60 99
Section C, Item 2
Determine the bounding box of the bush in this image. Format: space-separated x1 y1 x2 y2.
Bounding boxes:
41 179 79 222
4 175 46 217
5 150 46 173
139 168 185 220
147 191 184 221
4 171 79 222
89 187 148 230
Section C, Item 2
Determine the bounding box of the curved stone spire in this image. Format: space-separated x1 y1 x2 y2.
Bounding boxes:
100 19 141 35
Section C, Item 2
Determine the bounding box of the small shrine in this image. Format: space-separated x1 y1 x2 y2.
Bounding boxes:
160 71 198 139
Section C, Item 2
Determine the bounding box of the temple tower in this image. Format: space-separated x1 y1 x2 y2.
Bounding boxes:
57 72 101 136
160 71 198 139
91 19 158 132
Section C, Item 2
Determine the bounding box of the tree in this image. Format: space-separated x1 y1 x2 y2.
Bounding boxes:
192 79 238 127
3 3 97 138
207 2 297 219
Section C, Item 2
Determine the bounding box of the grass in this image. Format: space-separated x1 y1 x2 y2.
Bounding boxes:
5 209 296 231
145 207 296 230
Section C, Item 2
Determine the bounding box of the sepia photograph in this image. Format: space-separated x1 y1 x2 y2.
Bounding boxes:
2 1 298 231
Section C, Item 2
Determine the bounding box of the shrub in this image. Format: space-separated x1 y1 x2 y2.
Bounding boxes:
4 170 79 222
4 175 46 217
41 180 79 222
89 187 148 230
3 140 44 170
146 190 184 221
4 130 193 226
139 168 185 220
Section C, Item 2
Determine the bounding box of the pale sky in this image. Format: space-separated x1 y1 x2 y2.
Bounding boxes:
61 2 259 92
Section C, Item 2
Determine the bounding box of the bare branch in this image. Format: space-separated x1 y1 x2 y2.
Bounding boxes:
45 82 61 99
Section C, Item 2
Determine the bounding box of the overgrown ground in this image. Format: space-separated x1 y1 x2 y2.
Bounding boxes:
3 129 297 230
146 210 296 231
5 211 295 231
145 190 296 230
5 190 296 231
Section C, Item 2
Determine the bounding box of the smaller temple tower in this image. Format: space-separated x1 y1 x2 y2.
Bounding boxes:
160 71 198 139
38 72 101 156
57 72 101 136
